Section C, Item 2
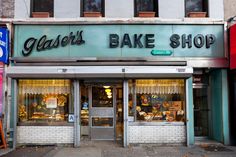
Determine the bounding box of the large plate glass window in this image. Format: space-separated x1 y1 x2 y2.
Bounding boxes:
129 79 186 122
134 0 158 17
82 0 105 17
31 0 54 17
185 0 208 17
18 79 72 123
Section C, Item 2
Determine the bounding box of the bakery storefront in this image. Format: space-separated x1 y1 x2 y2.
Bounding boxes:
7 22 229 147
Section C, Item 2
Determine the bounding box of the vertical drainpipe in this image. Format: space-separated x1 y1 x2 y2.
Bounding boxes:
10 79 17 149
74 80 80 147
123 80 129 147
186 77 194 146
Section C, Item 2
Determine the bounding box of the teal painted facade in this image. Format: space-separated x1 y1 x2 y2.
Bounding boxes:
187 77 194 146
14 24 224 58
210 69 230 145
222 70 230 145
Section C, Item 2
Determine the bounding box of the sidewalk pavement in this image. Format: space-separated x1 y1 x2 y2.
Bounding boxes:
1 141 236 157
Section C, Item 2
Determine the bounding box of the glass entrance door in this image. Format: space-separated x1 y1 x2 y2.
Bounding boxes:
89 86 115 140
193 86 209 137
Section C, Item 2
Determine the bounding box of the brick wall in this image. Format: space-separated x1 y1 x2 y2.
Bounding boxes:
17 126 74 144
128 125 186 144
0 0 14 18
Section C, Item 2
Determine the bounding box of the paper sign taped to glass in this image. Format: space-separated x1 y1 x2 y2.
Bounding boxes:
46 97 57 108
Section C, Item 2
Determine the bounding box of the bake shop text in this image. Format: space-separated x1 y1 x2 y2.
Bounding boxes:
109 33 216 49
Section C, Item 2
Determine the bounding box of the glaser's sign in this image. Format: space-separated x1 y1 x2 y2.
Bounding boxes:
22 31 216 56
22 31 85 56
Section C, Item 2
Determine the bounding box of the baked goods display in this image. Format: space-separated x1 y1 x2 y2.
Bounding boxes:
19 94 68 122
58 95 67 107
136 94 185 122
19 104 27 121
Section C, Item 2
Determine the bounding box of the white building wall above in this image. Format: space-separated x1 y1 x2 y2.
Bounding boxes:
14 0 30 19
105 0 134 18
209 0 224 19
54 0 80 18
159 0 185 19
13 0 224 20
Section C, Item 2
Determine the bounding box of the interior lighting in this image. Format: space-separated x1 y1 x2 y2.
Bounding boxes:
103 86 110 88
105 89 111 93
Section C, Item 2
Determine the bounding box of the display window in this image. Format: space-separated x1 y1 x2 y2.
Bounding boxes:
129 79 186 122
18 79 72 123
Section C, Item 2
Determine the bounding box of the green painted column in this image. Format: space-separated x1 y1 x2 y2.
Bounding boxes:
222 69 230 145
210 69 230 145
210 70 223 142
186 77 194 146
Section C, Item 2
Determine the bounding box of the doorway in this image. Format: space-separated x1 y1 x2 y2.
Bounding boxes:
80 81 123 141
193 71 211 138
193 85 209 137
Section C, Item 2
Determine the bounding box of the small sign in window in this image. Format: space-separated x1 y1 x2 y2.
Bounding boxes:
46 97 57 108
68 114 75 123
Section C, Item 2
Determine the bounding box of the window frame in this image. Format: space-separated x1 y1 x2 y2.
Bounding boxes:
81 0 105 17
185 0 208 17
30 0 54 17
134 0 158 17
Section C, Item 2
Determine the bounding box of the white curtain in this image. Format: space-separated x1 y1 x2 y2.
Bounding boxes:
129 79 184 95
19 80 71 94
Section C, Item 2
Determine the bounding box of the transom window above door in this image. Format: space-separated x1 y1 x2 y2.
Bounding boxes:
185 0 208 18
31 0 54 18
134 0 158 17
82 0 105 17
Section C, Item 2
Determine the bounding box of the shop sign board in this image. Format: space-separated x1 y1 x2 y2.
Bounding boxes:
0 28 9 64
14 24 224 58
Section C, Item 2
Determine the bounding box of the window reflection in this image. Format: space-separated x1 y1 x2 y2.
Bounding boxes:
185 0 208 17
135 0 157 17
92 87 113 107
32 0 54 17
136 0 154 12
83 0 102 12
92 117 113 127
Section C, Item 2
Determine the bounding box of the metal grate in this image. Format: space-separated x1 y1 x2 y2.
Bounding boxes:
201 145 233 152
